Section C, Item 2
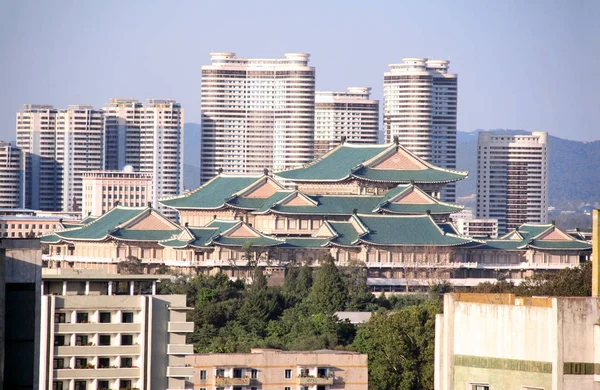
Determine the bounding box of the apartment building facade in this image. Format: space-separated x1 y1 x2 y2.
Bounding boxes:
82 167 152 217
454 218 499 239
314 87 379 158
0 141 22 208
39 270 194 390
200 52 315 183
186 348 368 389
383 58 458 202
476 131 548 234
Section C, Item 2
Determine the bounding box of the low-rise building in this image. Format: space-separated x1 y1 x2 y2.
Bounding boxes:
186 348 368 389
39 269 194 390
454 218 499 238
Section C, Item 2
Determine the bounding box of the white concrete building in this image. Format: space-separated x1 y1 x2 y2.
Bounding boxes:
314 87 379 158
476 131 548 234
454 218 499 238
16 104 61 211
39 270 194 390
82 167 153 217
103 98 184 219
200 52 315 182
383 58 458 202
0 141 22 209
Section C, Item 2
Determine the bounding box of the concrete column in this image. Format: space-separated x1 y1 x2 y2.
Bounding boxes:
152 281 157 295
40 281 44 296
592 210 600 296
129 281 134 296
108 281 113 295
62 281 67 296
85 281 90 296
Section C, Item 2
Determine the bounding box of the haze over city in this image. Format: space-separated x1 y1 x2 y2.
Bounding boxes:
1 0 598 142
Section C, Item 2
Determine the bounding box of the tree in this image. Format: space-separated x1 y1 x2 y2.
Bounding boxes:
118 255 145 274
352 301 440 390
516 261 591 297
306 255 348 314
340 260 375 311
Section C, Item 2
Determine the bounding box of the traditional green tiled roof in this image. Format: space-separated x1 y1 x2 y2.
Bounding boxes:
40 234 61 244
353 214 473 247
280 238 330 248
482 224 591 251
61 223 81 229
270 195 382 216
111 229 180 241
378 202 462 215
327 222 360 246
527 240 591 250
227 197 269 210
161 174 263 209
276 144 387 181
254 191 297 213
205 219 241 231
80 215 97 224
56 207 147 241
275 143 468 184
211 235 283 247
438 222 459 235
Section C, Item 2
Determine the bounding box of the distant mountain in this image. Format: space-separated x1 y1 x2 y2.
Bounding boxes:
184 122 201 167
184 163 201 191
456 129 600 209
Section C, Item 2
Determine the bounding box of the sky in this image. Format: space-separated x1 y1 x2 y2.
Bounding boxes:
1 0 599 142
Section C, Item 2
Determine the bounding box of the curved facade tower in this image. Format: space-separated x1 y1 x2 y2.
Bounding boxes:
200 53 315 183
384 58 458 202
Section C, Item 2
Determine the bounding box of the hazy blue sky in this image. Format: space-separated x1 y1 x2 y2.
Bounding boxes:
1 0 598 142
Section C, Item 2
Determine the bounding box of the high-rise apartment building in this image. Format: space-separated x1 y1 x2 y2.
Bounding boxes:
0 141 22 208
56 105 105 212
16 104 61 211
383 58 458 202
200 52 315 183
314 87 379 158
16 104 104 212
476 131 548 234
103 98 184 218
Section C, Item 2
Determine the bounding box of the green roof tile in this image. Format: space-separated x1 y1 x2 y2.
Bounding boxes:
280 238 330 248
272 195 382 215
40 234 61 243
379 203 462 215
212 236 283 247
56 207 147 241
161 175 262 209
328 222 360 246
352 166 466 184
528 240 591 250
111 229 180 241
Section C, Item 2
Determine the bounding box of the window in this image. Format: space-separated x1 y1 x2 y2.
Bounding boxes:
53 382 64 390
122 312 134 323
233 368 243 378
121 357 133 368
98 357 110 368
98 335 111 346
75 335 88 346
251 387 257 390
74 382 86 390
251 369 258 379
121 334 133 345
285 388 291 390
200 370 207 380
53 358 64 369
119 380 131 389
285 369 292 379
75 357 87 368
99 312 111 323
76 312 88 323
54 313 66 323
97 380 109 390
54 335 66 346
471 385 490 390
216 369 225 377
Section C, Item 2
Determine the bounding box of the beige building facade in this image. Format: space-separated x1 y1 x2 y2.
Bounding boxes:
186 348 368 389
82 168 152 217
39 270 194 390
0 141 22 208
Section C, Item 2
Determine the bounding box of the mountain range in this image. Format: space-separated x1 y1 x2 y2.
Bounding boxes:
183 123 600 210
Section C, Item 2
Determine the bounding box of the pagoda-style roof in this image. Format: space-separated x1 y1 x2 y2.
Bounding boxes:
374 184 463 215
161 174 286 211
479 223 591 251
275 142 468 184
315 214 476 248
41 206 182 244
159 219 283 249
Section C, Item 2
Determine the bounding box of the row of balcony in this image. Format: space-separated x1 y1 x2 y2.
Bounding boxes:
211 376 334 385
54 364 194 379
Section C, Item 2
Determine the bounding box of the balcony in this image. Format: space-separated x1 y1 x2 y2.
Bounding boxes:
54 345 141 356
215 377 251 386
55 323 141 333
167 344 194 355
297 375 334 385
54 367 140 379
166 366 194 378
167 321 194 333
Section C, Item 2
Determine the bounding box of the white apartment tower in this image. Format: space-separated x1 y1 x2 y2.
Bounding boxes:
56 105 105 212
0 141 23 209
16 105 61 210
476 131 549 234
314 87 379 158
384 58 458 202
200 52 315 183
103 98 184 218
